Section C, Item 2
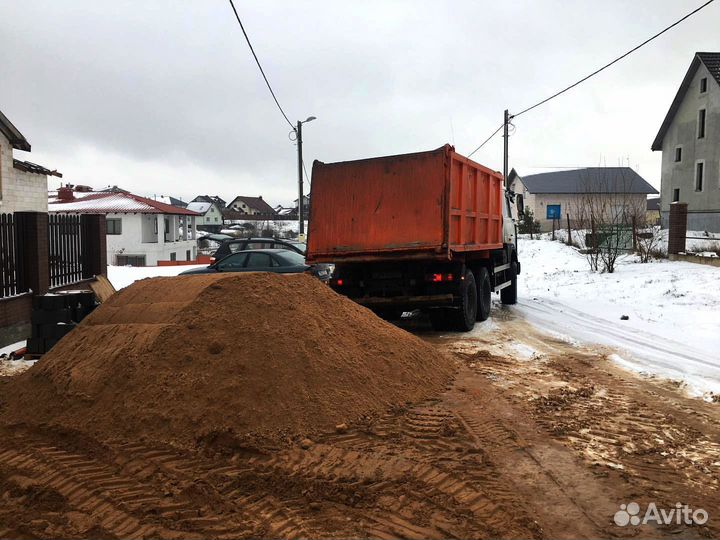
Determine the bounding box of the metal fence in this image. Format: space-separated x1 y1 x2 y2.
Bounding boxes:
0 213 24 298
48 214 84 287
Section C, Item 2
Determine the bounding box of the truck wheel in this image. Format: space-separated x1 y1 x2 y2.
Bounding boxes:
500 261 518 305
448 269 477 331
476 267 492 321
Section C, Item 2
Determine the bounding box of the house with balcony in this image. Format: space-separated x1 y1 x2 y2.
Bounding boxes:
652 52 720 232
49 186 200 266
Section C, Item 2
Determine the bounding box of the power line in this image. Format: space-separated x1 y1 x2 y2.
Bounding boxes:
467 123 503 158
227 0 294 129
513 0 715 119
467 0 716 155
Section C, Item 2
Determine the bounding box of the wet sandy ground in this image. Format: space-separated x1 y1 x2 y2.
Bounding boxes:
1 307 718 539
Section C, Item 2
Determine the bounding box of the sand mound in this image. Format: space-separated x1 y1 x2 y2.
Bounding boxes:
1 273 453 448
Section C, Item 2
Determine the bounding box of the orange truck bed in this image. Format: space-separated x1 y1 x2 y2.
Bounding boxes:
307 144 504 263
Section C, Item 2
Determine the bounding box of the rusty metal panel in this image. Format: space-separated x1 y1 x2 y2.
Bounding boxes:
307 145 503 263
447 152 504 252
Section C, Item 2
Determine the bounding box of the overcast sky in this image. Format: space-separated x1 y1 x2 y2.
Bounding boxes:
1 1 717 206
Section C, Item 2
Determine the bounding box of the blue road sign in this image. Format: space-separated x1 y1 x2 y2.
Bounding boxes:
547 204 561 220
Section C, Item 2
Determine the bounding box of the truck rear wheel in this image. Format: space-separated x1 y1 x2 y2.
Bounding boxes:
447 269 477 331
500 261 518 305
476 267 491 321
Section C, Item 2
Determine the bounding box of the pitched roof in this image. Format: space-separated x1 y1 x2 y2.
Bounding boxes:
49 191 201 215
230 195 276 214
192 195 226 207
154 195 187 208
517 167 658 195
14 159 62 177
0 109 31 151
186 201 212 214
652 52 720 151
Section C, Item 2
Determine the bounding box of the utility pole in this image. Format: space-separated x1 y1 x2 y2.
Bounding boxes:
503 109 509 188
296 120 304 237
294 116 316 238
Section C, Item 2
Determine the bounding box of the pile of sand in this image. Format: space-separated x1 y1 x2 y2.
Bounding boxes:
0 273 453 448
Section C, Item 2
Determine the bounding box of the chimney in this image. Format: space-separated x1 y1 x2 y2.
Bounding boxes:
58 186 75 201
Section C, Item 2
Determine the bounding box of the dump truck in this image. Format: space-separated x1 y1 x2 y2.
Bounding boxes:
306 144 523 331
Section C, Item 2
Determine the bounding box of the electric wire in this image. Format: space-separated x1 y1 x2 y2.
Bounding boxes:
227 0 294 129
513 0 715 119
467 0 716 155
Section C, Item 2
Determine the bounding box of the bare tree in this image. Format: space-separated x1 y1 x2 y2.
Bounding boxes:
636 225 663 263
570 168 644 273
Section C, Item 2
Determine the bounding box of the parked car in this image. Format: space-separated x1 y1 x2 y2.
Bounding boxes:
211 237 306 262
179 249 331 282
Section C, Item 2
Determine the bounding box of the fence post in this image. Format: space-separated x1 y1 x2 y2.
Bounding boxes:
631 215 637 252
14 212 50 295
668 202 688 255
81 214 107 278
566 214 571 246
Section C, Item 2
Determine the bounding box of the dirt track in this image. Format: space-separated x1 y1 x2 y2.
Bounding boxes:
1 306 718 539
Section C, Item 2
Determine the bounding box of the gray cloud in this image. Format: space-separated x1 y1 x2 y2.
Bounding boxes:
1 0 717 205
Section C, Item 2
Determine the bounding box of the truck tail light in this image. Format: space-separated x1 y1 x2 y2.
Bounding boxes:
427 273 453 282
332 278 344 286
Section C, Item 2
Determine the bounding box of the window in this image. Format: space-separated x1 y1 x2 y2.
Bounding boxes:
698 109 706 139
246 253 273 268
228 241 244 253
106 218 122 235
153 218 158 234
673 188 680 202
546 204 561 220
116 254 146 267
186 249 191 261
217 252 248 270
674 146 682 163
700 77 707 93
695 161 704 191
246 242 272 250
170 252 176 262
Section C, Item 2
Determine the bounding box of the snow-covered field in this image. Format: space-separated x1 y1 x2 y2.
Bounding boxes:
516 237 720 397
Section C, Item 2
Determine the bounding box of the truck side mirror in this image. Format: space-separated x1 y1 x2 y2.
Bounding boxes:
516 194 525 219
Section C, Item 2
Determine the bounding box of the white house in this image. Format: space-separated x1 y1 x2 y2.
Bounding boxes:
509 167 658 232
49 187 200 266
0 108 61 214
227 195 276 215
186 201 224 229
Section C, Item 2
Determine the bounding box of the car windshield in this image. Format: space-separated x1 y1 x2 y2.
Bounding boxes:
289 242 307 252
274 250 306 266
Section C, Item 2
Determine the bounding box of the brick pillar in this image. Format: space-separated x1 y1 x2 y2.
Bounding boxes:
81 214 107 278
14 211 49 295
668 202 688 255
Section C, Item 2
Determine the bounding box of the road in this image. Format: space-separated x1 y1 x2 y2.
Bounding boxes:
0 306 718 539
514 297 720 396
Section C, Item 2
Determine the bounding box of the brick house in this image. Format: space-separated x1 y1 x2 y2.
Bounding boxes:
0 109 61 214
